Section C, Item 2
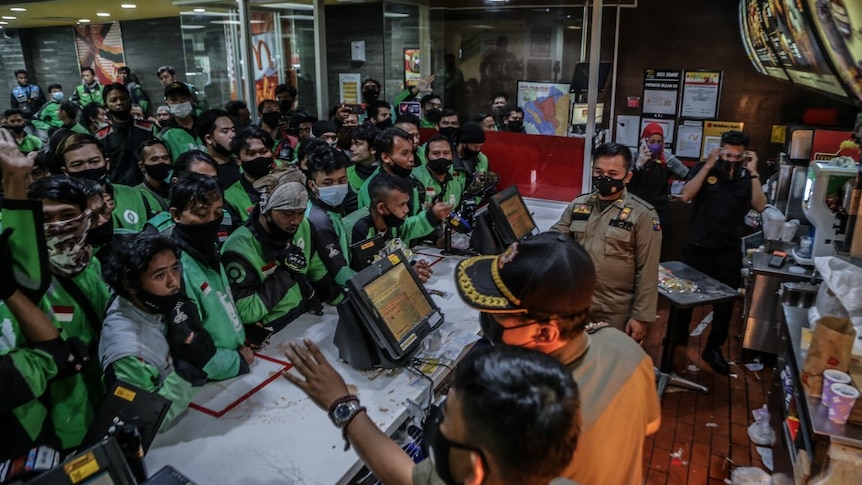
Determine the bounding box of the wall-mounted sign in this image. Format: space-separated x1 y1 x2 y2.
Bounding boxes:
680 70 722 119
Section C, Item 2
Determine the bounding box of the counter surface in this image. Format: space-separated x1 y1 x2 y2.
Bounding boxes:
783 305 862 448
144 197 570 484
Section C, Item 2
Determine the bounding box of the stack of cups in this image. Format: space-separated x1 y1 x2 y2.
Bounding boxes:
821 369 859 425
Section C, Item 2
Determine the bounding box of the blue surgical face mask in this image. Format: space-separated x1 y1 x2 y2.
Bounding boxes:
317 183 349 207
52 91 65 102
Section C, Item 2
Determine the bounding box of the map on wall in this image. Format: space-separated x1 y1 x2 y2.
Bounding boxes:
73 23 125 84
516 81 571 136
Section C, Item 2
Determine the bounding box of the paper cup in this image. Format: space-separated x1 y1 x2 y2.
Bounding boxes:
821 369 852 406
827 383 860 425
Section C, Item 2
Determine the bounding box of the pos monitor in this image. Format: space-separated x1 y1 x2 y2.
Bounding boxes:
334 250 444 370
470 185 538 254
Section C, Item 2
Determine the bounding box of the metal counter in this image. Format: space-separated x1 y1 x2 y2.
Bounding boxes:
742 253 813 354
783 305 862 448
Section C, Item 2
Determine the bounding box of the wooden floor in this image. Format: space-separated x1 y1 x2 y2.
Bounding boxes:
642 299 775 485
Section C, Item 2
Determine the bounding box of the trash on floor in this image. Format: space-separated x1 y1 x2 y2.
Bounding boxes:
706 422 719 428
687 364 700 373
670 448 688 466
756 446 773 471
748 405 776 446
745 361 764 372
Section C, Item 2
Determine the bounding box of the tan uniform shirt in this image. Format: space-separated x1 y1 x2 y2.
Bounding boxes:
551 189 661 328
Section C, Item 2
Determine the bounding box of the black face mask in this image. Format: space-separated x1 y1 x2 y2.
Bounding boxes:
71 166 109 185
9 125 25 135
261 111 281 128
242 156 273 179
388 162 413 178
265 213 294 245
111 107 132 120
592 175 626 197
506 120 523 132
427 157 452 175
144 163 172 183
462 147 480 160
376 118 393 130
480 312 504 345
174 215 223 256
212 141 232 158
362 89 379 102
715 159 744 180
422 401 487 485
382 209 406 229
86 219 114 247
137 288 181 314
278 99 293 114
439 127 459 143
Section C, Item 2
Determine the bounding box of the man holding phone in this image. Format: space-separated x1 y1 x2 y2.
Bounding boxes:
676 131 766 374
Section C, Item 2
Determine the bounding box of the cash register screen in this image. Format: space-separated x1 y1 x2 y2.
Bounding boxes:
489 185 538 244
362 259 433 346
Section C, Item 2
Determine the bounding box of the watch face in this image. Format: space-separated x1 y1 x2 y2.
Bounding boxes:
334 403 353 422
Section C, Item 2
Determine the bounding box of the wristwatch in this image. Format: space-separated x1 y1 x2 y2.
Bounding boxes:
328 396 366 450
330 399 363 428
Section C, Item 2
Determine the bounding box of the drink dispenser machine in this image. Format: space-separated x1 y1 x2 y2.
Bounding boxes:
801 160 857 258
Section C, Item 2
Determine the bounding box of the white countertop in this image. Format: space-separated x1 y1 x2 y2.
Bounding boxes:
144 197 569 484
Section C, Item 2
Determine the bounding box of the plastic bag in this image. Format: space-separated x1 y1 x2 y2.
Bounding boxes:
761 205 786 240
814 256 862 312
730 467 772 485
747 405 775 446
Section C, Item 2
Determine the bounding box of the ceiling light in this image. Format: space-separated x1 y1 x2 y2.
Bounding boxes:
10 8 26 12
181 25 205 29
96 12 110 17
121 4 136 8
0 21 8 25
1 16 16 20
79 19 91 23
193 8 206 13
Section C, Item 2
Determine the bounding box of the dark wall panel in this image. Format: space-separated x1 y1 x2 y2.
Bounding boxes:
324 4 385 109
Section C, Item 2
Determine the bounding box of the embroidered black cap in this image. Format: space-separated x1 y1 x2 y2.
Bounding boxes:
455 232 596 314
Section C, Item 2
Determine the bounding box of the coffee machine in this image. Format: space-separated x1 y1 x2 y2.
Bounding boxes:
800 160 858 259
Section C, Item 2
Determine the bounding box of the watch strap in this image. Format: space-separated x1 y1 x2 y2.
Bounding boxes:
327 394 359 422
341 406 367 451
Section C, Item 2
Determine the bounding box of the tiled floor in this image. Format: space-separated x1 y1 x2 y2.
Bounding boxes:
642 299 775 485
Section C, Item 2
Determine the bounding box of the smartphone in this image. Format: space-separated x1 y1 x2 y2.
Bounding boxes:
347 103 363 116
244 324 273 349
399 101 421 116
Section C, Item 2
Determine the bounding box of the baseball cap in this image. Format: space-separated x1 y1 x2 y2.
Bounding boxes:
164 82 191 98
455 232 596 314
262 181 308 214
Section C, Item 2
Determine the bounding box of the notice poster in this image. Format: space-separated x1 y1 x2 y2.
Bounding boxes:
701 120 745 159
404 48 421 87
642 69 680 117
250 12 279 102
680 71 722 119
73 23 125 84
676 121 704 159
615 115 641 148
339 73 361 104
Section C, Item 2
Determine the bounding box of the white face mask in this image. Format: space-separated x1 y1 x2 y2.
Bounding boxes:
170 101 193 118
317 183 349 207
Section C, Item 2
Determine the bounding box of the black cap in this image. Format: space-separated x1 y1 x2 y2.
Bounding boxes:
164 82 191 98
459 122 485 144
312 120 338 137
456 232 596 314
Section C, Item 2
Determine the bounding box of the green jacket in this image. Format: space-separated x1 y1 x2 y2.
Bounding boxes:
305 201 355 287
70 123 89 134
221 215 341 330
72 83 104 107
16 135 42 153
411 165 464 209
347 163 377 193
343 207 436 253
136 182 169 213
174 240 247 381
157 125 206 161
111 183 158 232
1 199 51 298
41 263 110 449
99 296 196 427
356 167 439 245
223 177 260 228
32 101 63 132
